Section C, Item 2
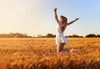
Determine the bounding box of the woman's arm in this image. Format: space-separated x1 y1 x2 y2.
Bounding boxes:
67 18 79 25
54 8 59 23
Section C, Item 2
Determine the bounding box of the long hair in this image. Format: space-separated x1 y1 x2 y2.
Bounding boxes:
60 16 67 33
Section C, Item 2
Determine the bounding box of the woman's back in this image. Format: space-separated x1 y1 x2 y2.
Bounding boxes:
56 21 62 35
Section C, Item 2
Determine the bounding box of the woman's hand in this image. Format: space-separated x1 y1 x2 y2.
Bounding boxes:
75 18 79 21
54 8 57 12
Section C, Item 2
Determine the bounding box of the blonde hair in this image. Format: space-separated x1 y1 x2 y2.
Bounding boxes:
60 16 67 33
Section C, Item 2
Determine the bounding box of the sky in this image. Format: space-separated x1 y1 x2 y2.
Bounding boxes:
0 0 100 37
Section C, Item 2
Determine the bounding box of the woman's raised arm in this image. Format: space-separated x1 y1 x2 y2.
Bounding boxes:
54 8 59 23
67 18 79 25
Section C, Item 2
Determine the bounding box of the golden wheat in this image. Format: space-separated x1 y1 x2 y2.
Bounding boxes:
0 38 100 69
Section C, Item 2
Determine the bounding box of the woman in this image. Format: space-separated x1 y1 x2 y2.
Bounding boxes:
54 8 79 54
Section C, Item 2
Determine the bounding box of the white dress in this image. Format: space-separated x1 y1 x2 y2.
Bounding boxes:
55 21 68 44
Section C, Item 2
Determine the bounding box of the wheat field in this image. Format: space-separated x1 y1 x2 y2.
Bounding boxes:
0 38 100 69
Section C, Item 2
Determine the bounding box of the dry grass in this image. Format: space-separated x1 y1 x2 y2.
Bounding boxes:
0 38 100 69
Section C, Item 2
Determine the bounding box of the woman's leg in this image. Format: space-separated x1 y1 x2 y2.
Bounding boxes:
60 43 65 51
58 43 65 53
56 44 61 53
69 48 77 53
56 43 65 53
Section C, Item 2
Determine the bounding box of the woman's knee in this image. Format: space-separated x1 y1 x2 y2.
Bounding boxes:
63 42 65 45
61 43 65 46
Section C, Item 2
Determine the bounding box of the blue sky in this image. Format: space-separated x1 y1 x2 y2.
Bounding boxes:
0 0 100 37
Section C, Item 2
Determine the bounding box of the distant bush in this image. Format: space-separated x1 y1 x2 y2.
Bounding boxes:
86 34 97 37
37 33 56 38
66 34 83 38
0 32 32 38
46 33 56 37
97 34 100 37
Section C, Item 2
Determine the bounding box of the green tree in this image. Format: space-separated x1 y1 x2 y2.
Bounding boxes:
46 33 55 37
86 34 96 37
96 34 100 37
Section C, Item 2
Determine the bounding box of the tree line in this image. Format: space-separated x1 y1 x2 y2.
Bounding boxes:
0 33 100 38
37 33 100 38
0 33 32 38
